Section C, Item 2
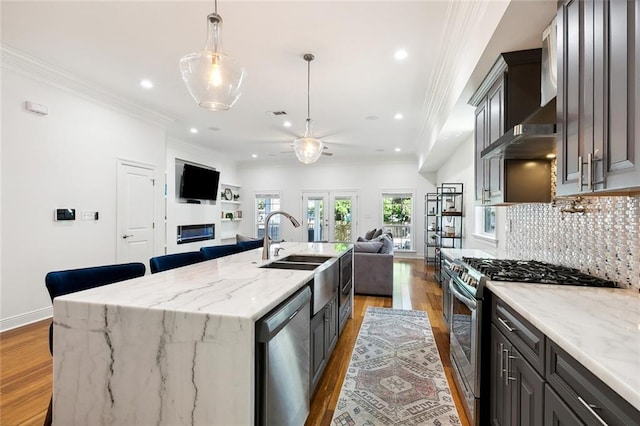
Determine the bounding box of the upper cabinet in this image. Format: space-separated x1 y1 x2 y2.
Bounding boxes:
470 49 553 205
557 0 640 195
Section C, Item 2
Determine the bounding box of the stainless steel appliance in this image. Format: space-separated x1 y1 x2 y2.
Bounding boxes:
255 286 312 426
445 257 617 425
338 249 353 334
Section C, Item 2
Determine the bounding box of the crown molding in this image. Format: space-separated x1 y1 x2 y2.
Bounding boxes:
417 0 490 144
1 45 175 126
468 55 507 106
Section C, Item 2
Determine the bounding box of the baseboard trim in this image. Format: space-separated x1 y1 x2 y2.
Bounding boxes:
0 307 52 332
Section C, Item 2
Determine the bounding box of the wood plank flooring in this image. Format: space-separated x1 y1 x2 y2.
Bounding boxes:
0 258 469 426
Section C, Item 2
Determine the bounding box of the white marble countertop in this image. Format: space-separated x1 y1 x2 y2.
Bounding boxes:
440 248 495 260
56 242 351 321
487 281 640 411
52 242 351 425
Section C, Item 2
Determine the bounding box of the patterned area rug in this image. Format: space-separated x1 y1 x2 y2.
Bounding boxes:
331 307 461 426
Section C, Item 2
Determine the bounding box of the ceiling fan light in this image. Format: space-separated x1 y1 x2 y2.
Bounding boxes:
180 11 246 111
293 137 324 164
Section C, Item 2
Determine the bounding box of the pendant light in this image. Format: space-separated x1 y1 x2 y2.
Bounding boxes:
293 54 324 164
180 0 245 110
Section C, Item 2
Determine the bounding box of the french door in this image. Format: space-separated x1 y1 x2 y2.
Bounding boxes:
301 191 357 243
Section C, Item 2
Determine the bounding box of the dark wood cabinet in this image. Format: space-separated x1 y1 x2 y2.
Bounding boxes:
489 294 640 426
544 384 585 426
310 307 327 392
546 339 640 426
557 0 640 195
490 302 545 426
310 293 339 395
471 49 552 205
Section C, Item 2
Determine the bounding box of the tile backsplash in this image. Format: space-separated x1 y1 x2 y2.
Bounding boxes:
506 196 640 291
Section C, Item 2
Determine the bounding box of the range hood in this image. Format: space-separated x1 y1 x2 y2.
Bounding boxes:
481 19 557 161
480 98 556 160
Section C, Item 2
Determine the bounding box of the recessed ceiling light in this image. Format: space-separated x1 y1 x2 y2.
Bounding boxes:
394 49 408 61
190 128 198 134
140 79 153 89
546 153 556 159
252 154 258 158
394 113 404 120
283 121 292 128
395 147 401 152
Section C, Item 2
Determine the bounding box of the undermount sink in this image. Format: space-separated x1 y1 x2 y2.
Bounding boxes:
260 261 320 271
279 255 332 264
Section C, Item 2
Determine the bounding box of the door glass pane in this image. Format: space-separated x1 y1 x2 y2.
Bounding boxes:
256 194 281 240
382 194 413 250
333 197 352 242
306 197 324 242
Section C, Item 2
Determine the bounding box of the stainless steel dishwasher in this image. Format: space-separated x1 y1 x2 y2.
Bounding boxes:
255 285 311 426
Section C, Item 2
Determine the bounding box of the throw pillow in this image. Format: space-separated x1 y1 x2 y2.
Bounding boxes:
357 237 366 242
354 241 384 253
364 228 377 240
236 234 259 242
372 229 383 239
374 234 394 254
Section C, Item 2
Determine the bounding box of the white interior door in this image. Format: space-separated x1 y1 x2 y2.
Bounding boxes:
117 160 155 266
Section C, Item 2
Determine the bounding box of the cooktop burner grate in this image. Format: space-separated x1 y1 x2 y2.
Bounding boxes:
461 258 618 288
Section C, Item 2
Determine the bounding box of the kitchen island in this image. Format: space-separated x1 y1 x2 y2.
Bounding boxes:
51 242 352 425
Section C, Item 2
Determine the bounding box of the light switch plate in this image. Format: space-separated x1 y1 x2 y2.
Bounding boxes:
81 211 97 221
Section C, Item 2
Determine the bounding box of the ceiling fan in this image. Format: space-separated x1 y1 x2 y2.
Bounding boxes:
290 53 326 164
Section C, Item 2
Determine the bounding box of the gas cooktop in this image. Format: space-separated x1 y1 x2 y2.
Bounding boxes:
461 257 618 288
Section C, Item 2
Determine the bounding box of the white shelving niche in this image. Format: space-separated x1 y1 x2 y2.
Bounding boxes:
219 183 242 242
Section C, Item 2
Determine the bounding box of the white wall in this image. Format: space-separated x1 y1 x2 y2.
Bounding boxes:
0 69 166 331
166 137 239 253
435 135 504 255
237 159 436 256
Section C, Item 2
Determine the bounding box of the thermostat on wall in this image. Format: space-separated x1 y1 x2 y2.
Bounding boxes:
55 208 76 221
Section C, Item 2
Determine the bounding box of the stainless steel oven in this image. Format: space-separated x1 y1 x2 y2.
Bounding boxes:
445 260 487 426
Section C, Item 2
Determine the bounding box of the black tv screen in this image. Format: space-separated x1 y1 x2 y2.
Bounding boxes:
180 164 220 201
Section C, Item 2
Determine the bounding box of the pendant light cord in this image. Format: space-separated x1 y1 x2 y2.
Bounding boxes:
214 0 218 14
307 58 311 121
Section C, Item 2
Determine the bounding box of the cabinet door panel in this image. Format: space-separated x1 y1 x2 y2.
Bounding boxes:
544 384 585 426
510 348 545 426
606 0 639 191
490 325 510 426
475 103 488 201
487 79 504 199
310 310 327 392
558 0 583 191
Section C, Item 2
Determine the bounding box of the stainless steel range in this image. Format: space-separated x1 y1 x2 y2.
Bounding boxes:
444 257 618 426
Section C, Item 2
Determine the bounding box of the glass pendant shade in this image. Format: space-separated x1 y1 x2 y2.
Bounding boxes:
293 119 324 164
180 13 245 110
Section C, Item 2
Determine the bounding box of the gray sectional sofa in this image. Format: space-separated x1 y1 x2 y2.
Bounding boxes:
353 229 394 297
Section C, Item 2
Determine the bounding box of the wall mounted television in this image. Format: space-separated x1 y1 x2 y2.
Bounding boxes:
179 163 220 201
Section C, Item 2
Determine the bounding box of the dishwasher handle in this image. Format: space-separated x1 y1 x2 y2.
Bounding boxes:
256 286 311 342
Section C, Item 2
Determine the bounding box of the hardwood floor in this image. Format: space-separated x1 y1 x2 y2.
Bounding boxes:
0 258 468 426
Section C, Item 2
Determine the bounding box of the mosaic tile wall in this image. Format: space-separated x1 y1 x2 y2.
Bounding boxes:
506 196 640 291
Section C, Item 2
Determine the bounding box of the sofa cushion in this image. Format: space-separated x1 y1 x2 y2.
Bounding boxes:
354 240 383 253
364 228 377 240
374 234 394 254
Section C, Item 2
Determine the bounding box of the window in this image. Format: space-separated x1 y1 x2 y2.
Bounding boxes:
255 192 281 240
381 192 414 251
474 206 497 242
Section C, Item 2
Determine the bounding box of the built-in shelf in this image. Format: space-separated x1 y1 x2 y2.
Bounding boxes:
220 200 241 205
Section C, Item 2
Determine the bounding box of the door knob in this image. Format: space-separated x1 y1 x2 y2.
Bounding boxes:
122 234 134 239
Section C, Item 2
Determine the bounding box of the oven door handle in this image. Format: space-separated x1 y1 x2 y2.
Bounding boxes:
449 281 476 310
